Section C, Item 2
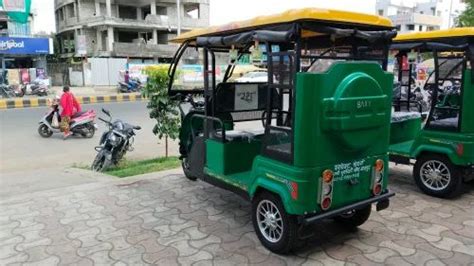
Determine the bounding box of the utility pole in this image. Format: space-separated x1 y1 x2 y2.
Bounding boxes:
448 0 454 28
177 0 181 36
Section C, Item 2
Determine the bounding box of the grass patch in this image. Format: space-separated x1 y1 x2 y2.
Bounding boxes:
104 156 181 178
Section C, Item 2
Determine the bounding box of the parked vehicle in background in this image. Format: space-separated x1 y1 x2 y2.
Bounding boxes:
38 97 97 138
389 28 474 198
118 78 143 93
23 78 49 96
92 108 141 172
235 71 268 82
0 84 24 98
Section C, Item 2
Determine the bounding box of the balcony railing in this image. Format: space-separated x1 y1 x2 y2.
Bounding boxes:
112 42 178 58
389 13 442 26
58 14 208 32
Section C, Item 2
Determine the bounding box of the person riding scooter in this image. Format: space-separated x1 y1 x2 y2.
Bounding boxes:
60 86 82 139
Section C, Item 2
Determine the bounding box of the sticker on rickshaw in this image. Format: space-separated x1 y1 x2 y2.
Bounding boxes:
333 159 372 182
235 84 258 110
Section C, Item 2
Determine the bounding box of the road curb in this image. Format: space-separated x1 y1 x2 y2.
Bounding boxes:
0 93 143 110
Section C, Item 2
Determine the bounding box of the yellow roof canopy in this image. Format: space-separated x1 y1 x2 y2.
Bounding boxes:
394 27 474 42
173 8 393 43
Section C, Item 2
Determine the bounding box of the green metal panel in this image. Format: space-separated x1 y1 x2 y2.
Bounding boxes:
411 130 474 166
294 62 393 167
390 117 422 145
461 69 474 133
248 154 389 215
206 139 262 175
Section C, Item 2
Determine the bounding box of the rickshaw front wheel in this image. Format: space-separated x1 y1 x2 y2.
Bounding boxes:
252 191 298 254
334 205 372 227
182 158 197 181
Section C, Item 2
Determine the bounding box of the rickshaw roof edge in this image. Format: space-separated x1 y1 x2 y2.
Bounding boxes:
172 8 393 43
394 27 474 42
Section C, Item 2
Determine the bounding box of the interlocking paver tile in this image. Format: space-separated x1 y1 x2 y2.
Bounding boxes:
0 167 473 265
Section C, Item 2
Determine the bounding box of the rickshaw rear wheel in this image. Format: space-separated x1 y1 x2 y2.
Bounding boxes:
413 154 462 198
182 158 197 181
335 205 371 227
252 191 298 254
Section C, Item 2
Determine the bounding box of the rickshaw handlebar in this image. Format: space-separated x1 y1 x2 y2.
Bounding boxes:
190 114 226 142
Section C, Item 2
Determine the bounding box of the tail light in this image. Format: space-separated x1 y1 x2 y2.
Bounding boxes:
456 143 464 156
372 159 384 195
319 169 334 211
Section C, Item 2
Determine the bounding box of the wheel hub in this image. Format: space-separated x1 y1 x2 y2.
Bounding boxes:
420 160 451 191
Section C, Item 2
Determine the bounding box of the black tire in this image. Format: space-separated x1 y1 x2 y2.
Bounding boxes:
252 191 298 254
91 150 112 172
38 124 53 138
182 158 197 181
82 124 95 138
413 154 463 198
335 205 372 227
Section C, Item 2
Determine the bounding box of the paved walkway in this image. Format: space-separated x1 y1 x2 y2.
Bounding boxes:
1 167 473 265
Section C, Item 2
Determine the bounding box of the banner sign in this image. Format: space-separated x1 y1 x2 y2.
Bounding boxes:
0 0 31 23
0 37 50 55
2 0 26 12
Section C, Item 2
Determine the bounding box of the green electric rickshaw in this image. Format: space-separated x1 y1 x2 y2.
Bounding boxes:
390 28 474 198
168 8 396 253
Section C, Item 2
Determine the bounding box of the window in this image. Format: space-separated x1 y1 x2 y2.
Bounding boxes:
419 25 423 31
59 8 64 21
118 5 137 19
407 24 415 30
395 25 401 31
437 10 442 16
142 6 151 20
67 3 75 18
156 6 167 15
431 7 436 15
184 3 200 19
378 9 384 16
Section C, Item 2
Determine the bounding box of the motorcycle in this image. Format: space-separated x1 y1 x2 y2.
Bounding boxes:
23 79 49 96
91 108 141 171
38 98 97 138
118 78 143 93
1 84 24 98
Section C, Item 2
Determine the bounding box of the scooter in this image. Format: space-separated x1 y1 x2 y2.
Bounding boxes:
118 78 143 93
38 98 97 138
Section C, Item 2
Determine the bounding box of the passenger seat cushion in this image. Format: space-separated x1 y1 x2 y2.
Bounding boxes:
214 129 265 142
391 111 421 123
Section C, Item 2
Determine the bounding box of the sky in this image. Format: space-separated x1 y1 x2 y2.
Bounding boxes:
32 0 377 34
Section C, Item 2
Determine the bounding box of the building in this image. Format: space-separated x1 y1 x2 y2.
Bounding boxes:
1 1 52 84
376 0 466 33
54 0 209 60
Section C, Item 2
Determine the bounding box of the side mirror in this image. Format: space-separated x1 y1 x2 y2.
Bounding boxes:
102 108 111 117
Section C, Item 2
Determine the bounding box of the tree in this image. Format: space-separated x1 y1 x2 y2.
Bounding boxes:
457 0 474 27
142 65 180 158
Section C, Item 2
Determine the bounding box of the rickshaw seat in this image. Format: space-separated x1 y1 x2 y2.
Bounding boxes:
214 129 265 142
391 111 421 123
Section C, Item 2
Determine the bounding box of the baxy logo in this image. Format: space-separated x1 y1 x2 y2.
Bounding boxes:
0 39 25 51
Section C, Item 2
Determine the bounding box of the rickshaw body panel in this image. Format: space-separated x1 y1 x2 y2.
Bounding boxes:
202 62 394 216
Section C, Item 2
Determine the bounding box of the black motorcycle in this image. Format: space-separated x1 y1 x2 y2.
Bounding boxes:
91 108 141 172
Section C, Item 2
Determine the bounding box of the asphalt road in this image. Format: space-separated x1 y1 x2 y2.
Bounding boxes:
0 101 177 174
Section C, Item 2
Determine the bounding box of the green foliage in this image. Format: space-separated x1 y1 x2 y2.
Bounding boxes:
142 65 180 141
457 0 474 27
